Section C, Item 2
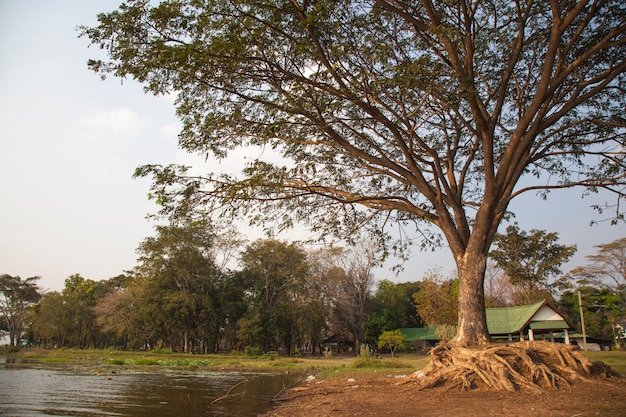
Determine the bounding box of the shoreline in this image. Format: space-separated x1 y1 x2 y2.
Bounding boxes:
4 348 626 416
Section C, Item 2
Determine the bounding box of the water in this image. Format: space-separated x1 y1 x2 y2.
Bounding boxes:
0 358 296 416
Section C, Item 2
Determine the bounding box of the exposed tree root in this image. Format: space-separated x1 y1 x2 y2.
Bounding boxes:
401 341 619 392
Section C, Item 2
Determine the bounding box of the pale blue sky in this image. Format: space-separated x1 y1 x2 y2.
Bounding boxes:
0 1 623 292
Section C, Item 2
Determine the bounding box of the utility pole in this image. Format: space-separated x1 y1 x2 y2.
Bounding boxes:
578 290 587 350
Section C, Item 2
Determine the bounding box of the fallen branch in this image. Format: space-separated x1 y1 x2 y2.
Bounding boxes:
270 376 311 403
211 378 249 404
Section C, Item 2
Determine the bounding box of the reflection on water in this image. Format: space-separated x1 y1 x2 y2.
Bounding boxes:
0 359 296 416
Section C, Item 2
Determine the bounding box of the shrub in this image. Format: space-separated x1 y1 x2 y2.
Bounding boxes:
264 351 279 360
0 346 21 354
377 330 406 357
435 324 458 342
245 345 263 357
150 348 173 354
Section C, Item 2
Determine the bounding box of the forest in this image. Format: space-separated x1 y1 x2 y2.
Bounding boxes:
2 222 624 354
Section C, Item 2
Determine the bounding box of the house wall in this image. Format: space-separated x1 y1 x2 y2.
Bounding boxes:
532 305 564 322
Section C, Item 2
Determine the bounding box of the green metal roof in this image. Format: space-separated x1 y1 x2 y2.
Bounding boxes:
486 300 546 334
399 327 438 341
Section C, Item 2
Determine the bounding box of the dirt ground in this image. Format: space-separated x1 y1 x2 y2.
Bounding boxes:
264 373 626 417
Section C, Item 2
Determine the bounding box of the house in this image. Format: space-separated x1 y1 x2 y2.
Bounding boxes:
398 327 440 351
486 300 573 344
400 300 574 346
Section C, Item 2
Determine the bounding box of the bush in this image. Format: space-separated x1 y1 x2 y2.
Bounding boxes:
377 330 406 357
360 344 370 356
0 346 21 354
245 345 263 357
150 348 173 354
264 351 279 360
435 324 457 342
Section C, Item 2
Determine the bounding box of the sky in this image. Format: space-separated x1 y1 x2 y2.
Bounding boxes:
1 1 624 293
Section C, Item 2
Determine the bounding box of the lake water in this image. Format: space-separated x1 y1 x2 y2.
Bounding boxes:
0 358 297 416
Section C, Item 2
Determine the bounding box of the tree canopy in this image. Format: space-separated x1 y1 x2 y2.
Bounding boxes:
0 274 41 346
135 220 225 352
82 0 626 345
572 237 626 316
490 224 576 304
413 267 458 326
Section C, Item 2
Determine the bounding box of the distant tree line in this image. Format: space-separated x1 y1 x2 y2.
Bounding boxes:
1 225 625 352
2 220 422 353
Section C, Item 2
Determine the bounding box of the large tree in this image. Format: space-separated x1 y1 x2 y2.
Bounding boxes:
31 291 66 348
238 239 309 353
364 279 410 344
135 221 222 352
0 274 41 346
490 224 576 304
330 244 377 351
559 285 623 341
573 237 626 308
413 267 459 326
59 274 100 349
82 0 626 346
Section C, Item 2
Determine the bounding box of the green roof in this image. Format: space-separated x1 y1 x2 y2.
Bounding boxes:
399 327 438 341
486 300 545 334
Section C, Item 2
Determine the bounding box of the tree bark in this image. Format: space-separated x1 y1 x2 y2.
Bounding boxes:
454 251 491 346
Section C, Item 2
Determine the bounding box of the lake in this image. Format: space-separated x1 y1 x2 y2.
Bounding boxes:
0 357 297 416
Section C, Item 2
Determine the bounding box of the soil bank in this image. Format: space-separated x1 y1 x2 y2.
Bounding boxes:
264 373 626 417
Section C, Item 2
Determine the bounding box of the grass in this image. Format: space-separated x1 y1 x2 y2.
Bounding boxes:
41 357 71 364
582 350 626 376
1 346 429 375
4 346 624 378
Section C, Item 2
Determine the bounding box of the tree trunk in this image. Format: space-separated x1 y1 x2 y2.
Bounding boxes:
453 251 491 346
351 328 358 355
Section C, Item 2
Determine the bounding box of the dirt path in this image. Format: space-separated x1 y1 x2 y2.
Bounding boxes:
264 373 626 417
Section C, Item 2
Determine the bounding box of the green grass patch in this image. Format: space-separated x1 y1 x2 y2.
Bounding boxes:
21 353 45 359
352 356 412 369
156 359 211 367
266 358 306 370
42 357 71 364
583 350 626 376
131 358 160 366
